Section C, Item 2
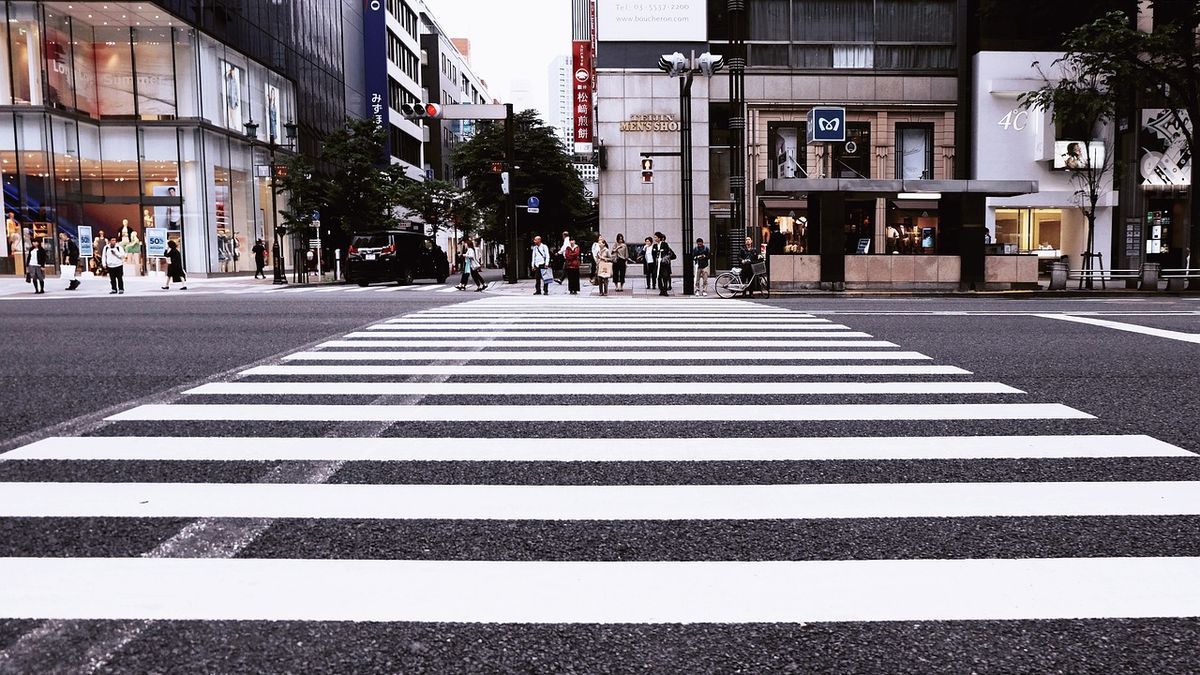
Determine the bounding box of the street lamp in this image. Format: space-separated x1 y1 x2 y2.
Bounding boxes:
247 119 298 285
657 51 725 295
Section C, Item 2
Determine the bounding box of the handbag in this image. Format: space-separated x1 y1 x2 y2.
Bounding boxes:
597 261 613 278
540 266 554 283
24 271 31 283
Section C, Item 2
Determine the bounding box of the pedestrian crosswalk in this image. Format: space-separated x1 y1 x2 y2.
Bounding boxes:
1 295 1198 668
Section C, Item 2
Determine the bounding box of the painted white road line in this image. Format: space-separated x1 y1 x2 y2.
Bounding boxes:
343 286 380 293
242 364 972 376
280 350 931 361
349 330 871 338
6 556 1200 623
7 434 1186 463
312 287 347 293
369 323 854 331
5 480 1195 521
437 286 463 293
106 402 1090 423
182 381 1022 397
408 312 811 318
315 339 900 349
1037 313 1200 344
386 317 831 324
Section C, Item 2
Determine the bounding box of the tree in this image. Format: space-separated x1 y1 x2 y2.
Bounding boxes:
273 153 326 238
319 117 410 234
397 178 480 238
1020 56 1117 287
1055 4 1199 282
451 109 591 249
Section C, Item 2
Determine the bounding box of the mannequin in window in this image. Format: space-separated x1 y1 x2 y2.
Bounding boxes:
887 224 901 254
6 212 22 275
120 219 132 243
166 187 179 228
126 231 143 274
143 208 154 230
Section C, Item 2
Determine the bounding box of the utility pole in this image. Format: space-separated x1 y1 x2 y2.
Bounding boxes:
504 103 518 284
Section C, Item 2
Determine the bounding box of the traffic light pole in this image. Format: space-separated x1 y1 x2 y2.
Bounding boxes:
504 103 519 284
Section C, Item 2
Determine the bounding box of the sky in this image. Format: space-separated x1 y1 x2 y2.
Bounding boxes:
424 0 573 123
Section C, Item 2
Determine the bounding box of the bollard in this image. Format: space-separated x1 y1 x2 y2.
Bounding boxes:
1049 261 1068 290
1139 262 1160 290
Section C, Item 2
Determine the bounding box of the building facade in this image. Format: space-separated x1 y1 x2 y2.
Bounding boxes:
0 0 358 279
547 54 573 150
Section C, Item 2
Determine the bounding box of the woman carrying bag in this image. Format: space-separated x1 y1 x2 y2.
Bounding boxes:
595 236 613 296
162 239 187 290
611 233 628 292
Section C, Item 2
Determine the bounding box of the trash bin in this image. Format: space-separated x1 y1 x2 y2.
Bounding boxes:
1049 261 1068 290
1140 262 1160 290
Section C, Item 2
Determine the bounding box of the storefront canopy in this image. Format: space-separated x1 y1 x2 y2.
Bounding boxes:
757 179 1039 198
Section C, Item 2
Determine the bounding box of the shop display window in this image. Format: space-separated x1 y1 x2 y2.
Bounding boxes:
896 124 932 180
844 200 876 253
832 123 871 179
769 123 807 179
994 208 1064 253
768 211 810 253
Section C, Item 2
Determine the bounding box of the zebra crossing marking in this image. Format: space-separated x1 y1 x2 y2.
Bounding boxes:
241 364 973 376
280 350 932 361
314 339 901 349
349 330 872 338
105 402 1091 422
7 434 1186 462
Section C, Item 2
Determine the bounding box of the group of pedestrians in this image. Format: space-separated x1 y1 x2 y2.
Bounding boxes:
21 233 187 295
530 231 686 297
455 237 487 292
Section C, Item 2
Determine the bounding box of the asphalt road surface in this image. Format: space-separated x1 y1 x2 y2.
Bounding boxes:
1 287 1199 673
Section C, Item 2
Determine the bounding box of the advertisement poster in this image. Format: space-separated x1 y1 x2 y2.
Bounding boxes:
222 61 244 131
78 226 93 257
597 0 705 41
265 84 282 142
1140 109 1192 186
72 40 98 117
571 40 593 153
153 185 181 231
134 39 176 116
771 125 803 178
45 24 74 109
145 228 167 257
94 42 136 116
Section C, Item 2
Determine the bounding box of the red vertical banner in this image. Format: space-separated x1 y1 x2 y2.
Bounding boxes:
572 39 593 152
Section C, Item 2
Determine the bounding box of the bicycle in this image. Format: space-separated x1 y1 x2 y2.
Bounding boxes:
714 260 770 299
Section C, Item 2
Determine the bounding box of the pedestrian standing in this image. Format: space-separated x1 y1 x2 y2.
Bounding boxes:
640 236 656 289
252 238 268 279
692 237 711 296
530 235 552 296
556 230 571 284
104 236 126 294
60 232 80 290
26 237 47 294
590 239 601 285
595 236 612 296
652 232 675 297
564 238 582 295
162 239 186 290
94 230 107 276
612 233 628 292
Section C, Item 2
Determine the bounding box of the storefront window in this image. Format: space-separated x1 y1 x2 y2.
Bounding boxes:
72 22 99 117
769 210 810 253
133 28 176 119
994 208 1064 253
832 123 871 178
844 200 876 253
95 27 136 118
7 11 43 105
896 124 932 179
173 29 200 118
887 204 940 254
44 13 74 110
769 123 807 178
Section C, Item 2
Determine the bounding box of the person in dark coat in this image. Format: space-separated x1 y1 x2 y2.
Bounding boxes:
162 239 187 290
252 239 268 279
651 231 675 296
59 232 81 290
564 238 582 295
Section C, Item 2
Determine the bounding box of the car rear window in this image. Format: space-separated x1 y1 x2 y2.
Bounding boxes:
352 235 390 249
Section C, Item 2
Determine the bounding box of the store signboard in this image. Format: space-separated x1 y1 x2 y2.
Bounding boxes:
597 0 705 41
78 226 93 257
807 107 846 143
572 40 593 154
146 228 168 257
363 0 389 130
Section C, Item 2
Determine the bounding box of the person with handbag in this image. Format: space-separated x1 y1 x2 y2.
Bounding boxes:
25 237 47 294
652 232 676 296
564 238 582 295
639 236 656 289
530 235 552 296
59 232 81 291
595 236 612 296
611 233 628 292
162 239 186 290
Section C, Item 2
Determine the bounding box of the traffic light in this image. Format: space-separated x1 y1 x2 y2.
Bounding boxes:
641 157 653 184
658 52 688 77
500 171 510 195
697 52 725 77
400 103 442 120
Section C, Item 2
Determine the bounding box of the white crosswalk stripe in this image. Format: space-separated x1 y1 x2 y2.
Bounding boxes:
1 294 1197 645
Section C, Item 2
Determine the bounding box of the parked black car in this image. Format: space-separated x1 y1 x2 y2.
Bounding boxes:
345 231 449 286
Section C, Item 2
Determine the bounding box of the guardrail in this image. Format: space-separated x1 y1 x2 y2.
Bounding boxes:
1161 268 1200 291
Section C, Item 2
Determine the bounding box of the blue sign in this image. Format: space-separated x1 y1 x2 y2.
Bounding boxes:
806 107 846 143
363 0 388 131
526 196 540 214
146 228 168 257
425 168 434 181
78 226 93 257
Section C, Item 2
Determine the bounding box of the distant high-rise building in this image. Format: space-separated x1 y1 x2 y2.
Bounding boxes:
547 55 573 150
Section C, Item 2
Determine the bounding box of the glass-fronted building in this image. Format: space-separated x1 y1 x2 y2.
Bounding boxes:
0 1 301 277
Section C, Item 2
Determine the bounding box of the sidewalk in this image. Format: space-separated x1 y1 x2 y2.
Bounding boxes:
0 271 275 299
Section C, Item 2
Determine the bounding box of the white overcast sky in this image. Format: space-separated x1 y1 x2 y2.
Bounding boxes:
424 0 573 122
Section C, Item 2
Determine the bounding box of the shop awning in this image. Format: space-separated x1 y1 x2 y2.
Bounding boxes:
757 178 1039 198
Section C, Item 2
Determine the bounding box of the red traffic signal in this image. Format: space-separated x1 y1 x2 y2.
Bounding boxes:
401 103 442 120
641 157 653 184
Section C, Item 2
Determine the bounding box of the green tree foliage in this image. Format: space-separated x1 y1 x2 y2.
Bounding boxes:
273 153 325 237
450 109 591 246
1020 56 1117 284
396 178 481 237
319 117 411 234
1054 4 1199 277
